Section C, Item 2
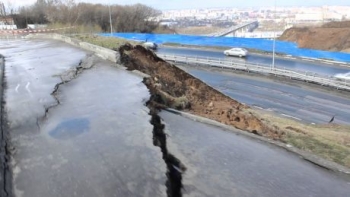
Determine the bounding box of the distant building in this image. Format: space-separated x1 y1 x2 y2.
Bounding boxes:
295 13 323 22
27 24 48 29
0 16 17 30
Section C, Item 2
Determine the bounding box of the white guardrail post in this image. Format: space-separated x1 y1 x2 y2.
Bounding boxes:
158 53 350 91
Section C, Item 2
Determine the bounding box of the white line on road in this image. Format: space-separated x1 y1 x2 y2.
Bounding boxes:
25 82 31 94
253 106 264 110
15 84 20 93
281 113 302 121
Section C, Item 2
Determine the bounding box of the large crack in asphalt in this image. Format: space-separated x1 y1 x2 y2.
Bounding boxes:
149 107 186 197
116 45 187 197
3 47 186 196
39 53 97 127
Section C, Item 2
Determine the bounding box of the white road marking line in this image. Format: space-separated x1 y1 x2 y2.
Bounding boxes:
253 106 264 110
281 113 302 121
25 82 31 94
15 84 20 93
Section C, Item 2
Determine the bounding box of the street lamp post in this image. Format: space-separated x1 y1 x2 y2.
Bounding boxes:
108 2 113 35
272 0 276 69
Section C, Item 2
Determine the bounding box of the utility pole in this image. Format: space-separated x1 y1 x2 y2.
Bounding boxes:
108 2 113 35
25 8 28 28
272 0 276 69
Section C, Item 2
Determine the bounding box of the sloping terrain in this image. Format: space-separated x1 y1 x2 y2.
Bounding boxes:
118 44 283 140
116 43 350 169
279 21 350 52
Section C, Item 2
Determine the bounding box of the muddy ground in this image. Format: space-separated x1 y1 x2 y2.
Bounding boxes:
118 44 283 140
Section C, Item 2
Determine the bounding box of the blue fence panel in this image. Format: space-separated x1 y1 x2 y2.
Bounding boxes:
100 33 350 63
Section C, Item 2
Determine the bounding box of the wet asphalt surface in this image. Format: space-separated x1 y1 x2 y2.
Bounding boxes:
157 47 350 76
1 40 166 197
180 66 350 125
1 39 350 197
161 111 350 197
2 39 86 128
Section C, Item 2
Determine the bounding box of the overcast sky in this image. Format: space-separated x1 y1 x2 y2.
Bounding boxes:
6 0 350 10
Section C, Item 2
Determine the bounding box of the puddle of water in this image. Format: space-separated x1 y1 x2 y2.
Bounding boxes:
49 118 90 140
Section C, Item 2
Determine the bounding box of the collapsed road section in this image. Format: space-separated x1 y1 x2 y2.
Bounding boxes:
1 37 350 197
118 44 283 140
117 43 350 197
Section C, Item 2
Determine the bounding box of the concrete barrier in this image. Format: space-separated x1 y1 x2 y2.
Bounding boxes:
25 34 120 63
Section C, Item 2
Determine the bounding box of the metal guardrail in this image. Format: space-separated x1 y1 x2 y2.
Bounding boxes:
158 54 350 91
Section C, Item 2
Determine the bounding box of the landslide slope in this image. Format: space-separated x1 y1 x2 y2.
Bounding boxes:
279 21 350 52
118 44 283 140
114 43 350 169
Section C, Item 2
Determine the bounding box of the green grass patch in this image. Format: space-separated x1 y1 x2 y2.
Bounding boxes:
70 34 139 49
286 133 350 167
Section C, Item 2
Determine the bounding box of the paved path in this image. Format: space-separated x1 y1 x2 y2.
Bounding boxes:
161 111 350 197
157 46 350 76
1 40 166 197
181 66 350 125
1 39 350 197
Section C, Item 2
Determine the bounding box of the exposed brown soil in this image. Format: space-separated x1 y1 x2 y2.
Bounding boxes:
117 44 284 140
279 21 350 52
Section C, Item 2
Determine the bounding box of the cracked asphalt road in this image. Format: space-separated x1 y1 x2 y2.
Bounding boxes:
161 111 350 197
1 39 166 197
1 39 350 197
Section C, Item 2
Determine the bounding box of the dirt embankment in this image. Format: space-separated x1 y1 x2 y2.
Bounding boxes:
117 44 283 140
279 21 350 52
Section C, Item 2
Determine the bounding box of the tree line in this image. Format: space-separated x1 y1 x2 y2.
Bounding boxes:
1 0 161 33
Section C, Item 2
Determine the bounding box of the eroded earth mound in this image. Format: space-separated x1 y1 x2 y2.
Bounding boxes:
117 44 283 140
279 21 350 52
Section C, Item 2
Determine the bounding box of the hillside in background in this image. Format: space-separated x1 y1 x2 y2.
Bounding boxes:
279 21 350 53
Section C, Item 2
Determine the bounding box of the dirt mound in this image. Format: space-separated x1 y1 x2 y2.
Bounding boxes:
279 21 350 52
118 44 283 139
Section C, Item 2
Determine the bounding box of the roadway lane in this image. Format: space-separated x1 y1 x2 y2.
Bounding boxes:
2 39 86 127
1 40 166 197
157 46 350 76
161 111 350 197
180 66 350 125
2 38 350 197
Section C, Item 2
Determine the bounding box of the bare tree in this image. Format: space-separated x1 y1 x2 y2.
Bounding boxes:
12 1 161 33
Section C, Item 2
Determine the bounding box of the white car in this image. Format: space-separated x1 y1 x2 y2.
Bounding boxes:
224 48 248 57
143 42 158 50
